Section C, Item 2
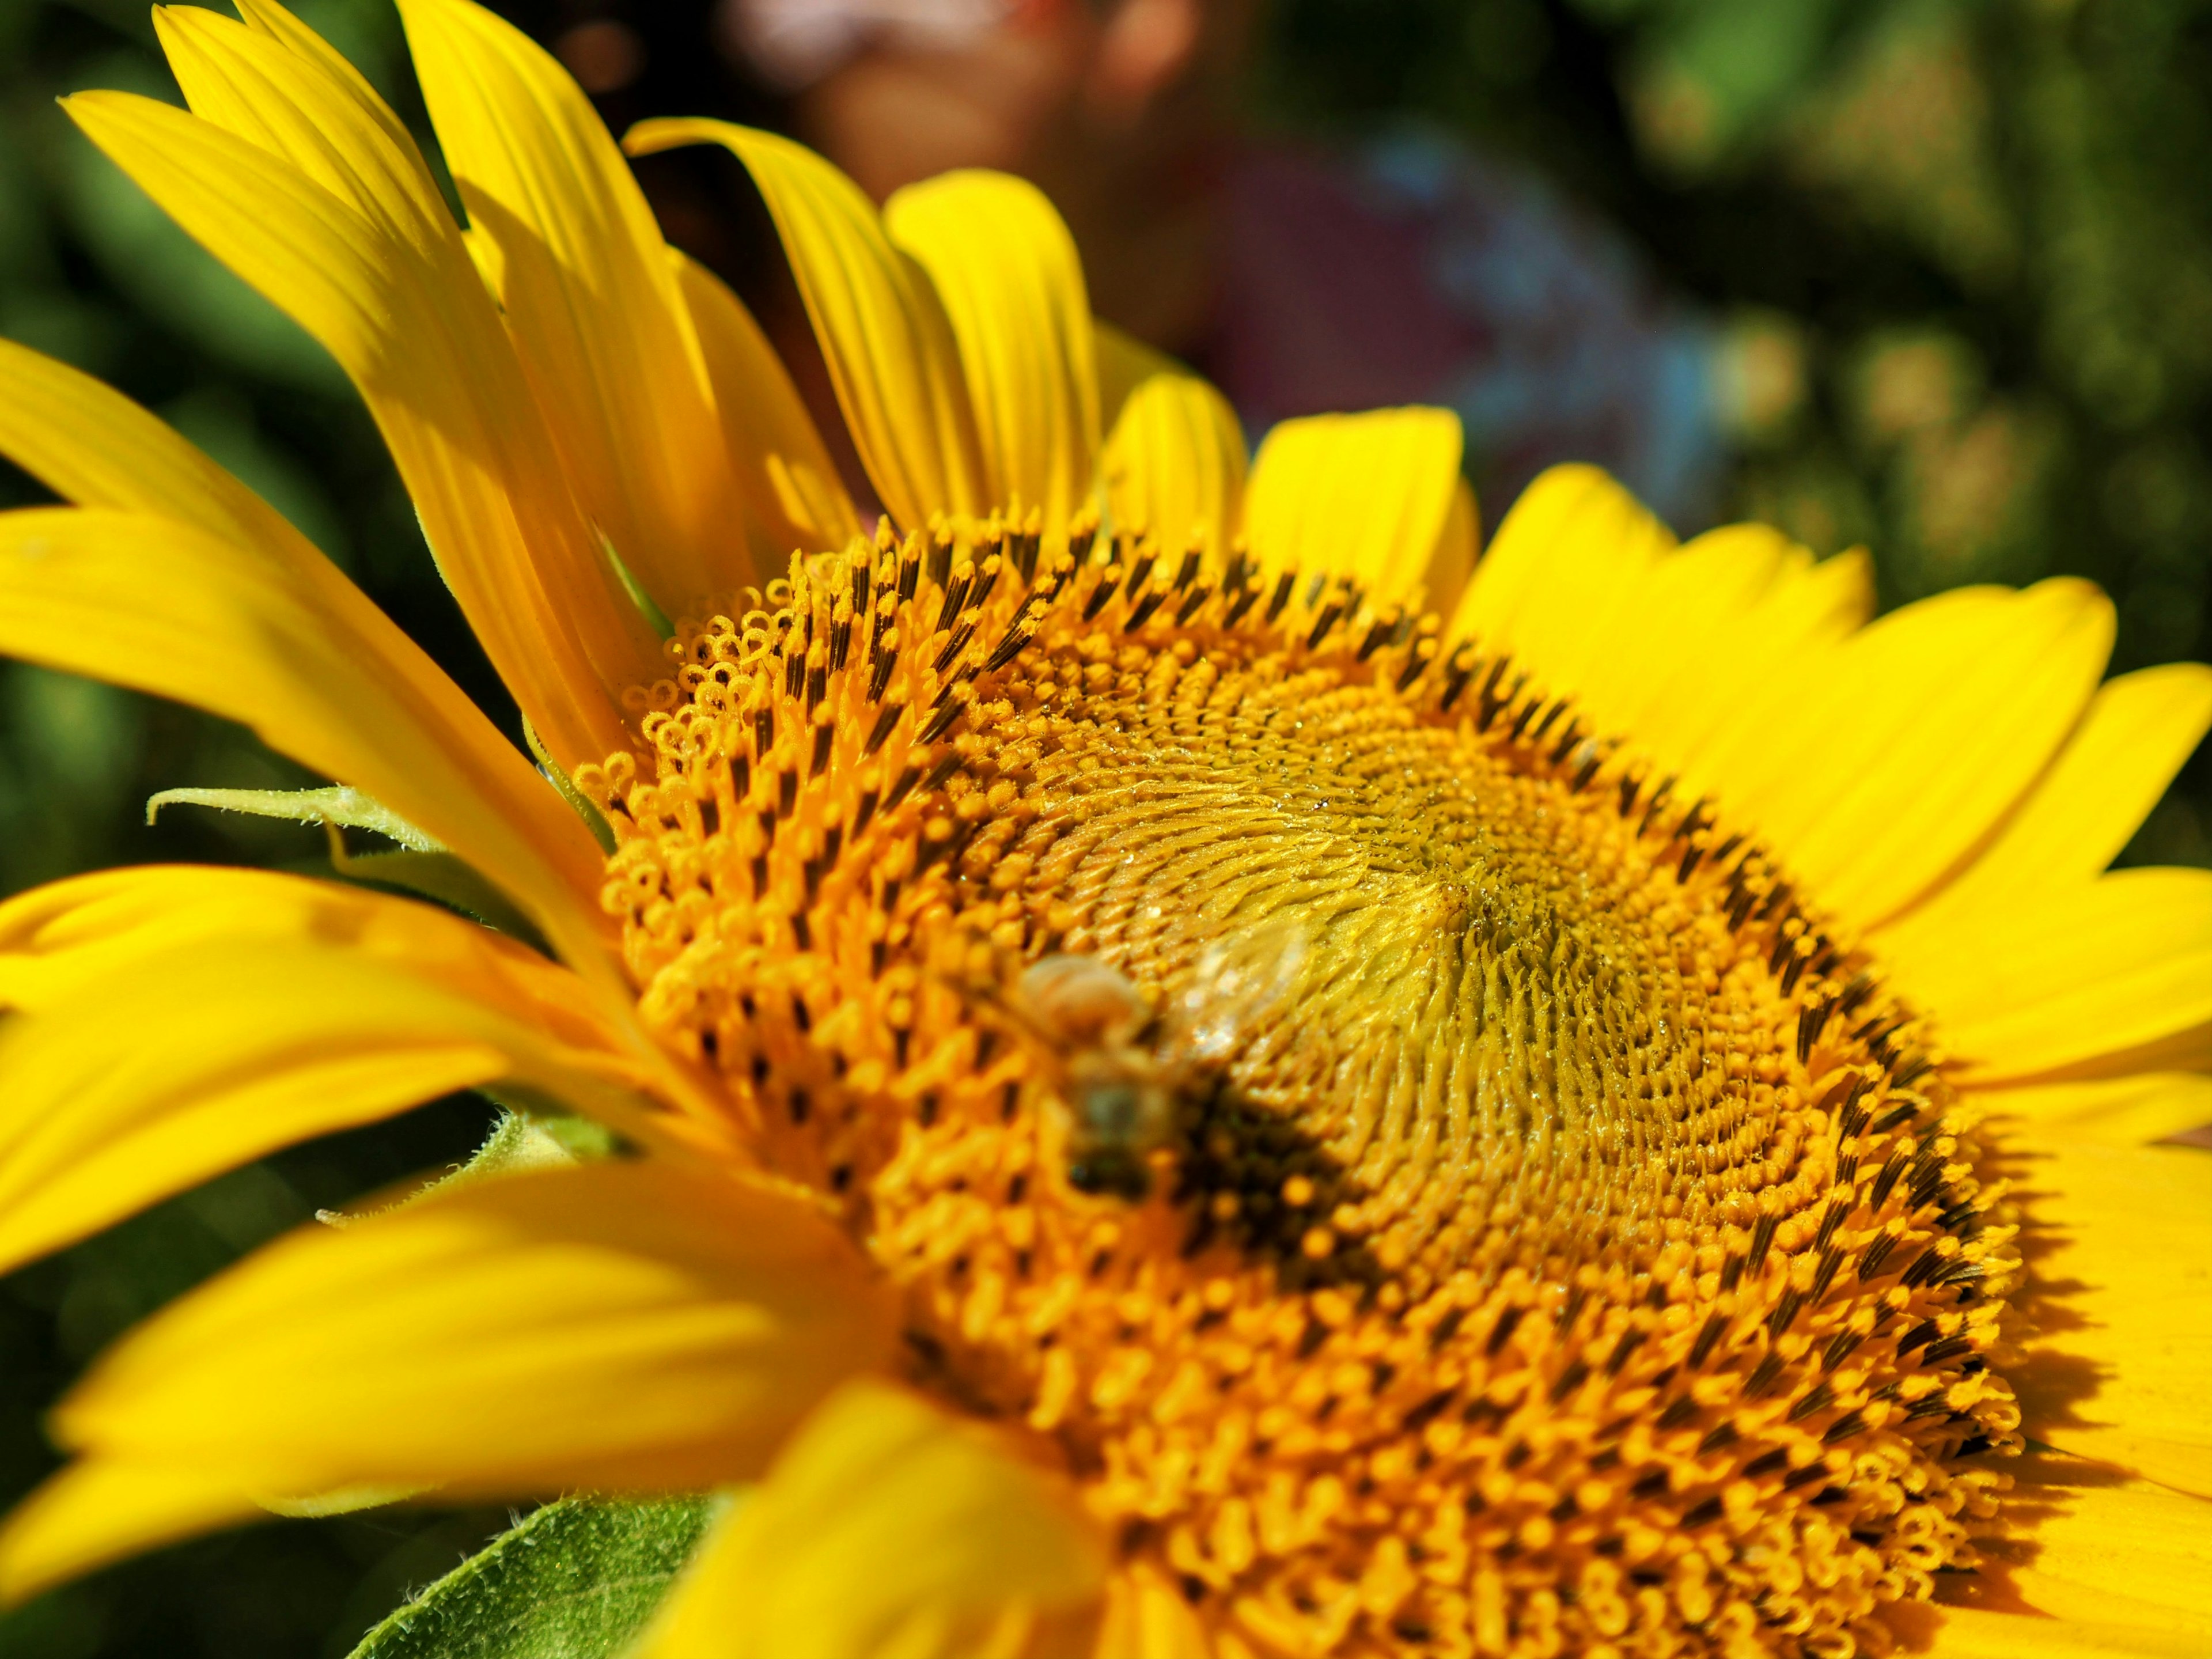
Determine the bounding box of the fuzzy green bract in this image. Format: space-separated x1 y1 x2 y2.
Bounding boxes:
347 1495 719 1659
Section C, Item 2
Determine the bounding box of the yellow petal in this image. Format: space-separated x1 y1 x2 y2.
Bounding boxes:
625 118 985 531
1660 535 1876 791
1971 1073 2212 1147
642 1380 1106 1659
1094 1565 1214 1659
885 171 1099 539
1884 868 2212 1081
1912 1604 2207 1659
1244 408 1464 604
1918 1453 2212 1652
1529 520 1796 745
673 249 861 563
0 1161 895 1600
0 1461 264 1610
154 2 451 263
396 0 747 612
0 341 611 960
1724 579 2115 928
1101 366 1247 562
0 865 707 1274
2005 1132 2212 1498
1095 318 1179 435
1883 662 2212 935
62 79 656 768
1423 477 1479 623
1446 464 1677 687
0 941 647 1278
0 505 631 979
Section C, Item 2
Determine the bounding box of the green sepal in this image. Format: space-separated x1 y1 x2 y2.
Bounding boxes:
147 783 442 849
602 532 676 642
524 717 618 855
345 1494 725 1659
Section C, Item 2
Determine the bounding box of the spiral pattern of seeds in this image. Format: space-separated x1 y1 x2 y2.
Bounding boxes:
580 518 2022 1659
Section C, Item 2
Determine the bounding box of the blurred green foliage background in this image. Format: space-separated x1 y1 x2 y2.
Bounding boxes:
0 0 2207 1652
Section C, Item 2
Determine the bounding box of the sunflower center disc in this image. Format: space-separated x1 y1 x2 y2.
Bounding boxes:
584 528 2022 1657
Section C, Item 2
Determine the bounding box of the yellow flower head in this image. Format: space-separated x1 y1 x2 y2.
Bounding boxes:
0 3 2207 1657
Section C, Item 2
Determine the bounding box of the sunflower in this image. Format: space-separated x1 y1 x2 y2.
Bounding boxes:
0 2 2207 1656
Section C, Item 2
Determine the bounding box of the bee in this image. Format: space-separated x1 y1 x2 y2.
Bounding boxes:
1006 927 1309 1200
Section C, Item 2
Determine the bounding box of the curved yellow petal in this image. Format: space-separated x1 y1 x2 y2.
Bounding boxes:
1520 519 1799 746
0 1161 895 1601
1446 464 1677 684
0 1463 264 1612
1726 579 2115 928
1423 477 1479 623
625 118 985 531
0 864 603 1019
396 0 747 611
1914 1604 2207 1658
1972 1073 2212 1147
1094 1565 1213 1659
885 171 1099 541
1095 318 1178 435
0 506 631 978
1918 1453 2212 1652
1101 367 1247 562
153 2 448 257
673 249 860 564
642 1380 1106 1659
0 904 673 1275
1884 662 2212 937
2006 1134 2212 1498
1664 537 1876 790
62 76 655 767
0 342 611 959
1886 868 2212 1081
1244 408 1464 604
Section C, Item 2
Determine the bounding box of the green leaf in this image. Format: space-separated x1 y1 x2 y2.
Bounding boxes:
346 1494 723 1659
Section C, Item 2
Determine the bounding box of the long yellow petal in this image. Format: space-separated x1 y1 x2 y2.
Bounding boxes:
1094 317 1177 436
1446 464 1677 680
395 0 747 612
0 1161 895 1600
1510 519 1794 749
1925 1453 2212 1649
0 917 669 1275
1244 408 1464 605
63 78 656 767
0 506 630 978
642 1380 1106 1659
625 118 986 532
1881 662 2212 937
1658 536 1876 790
0 1463 263 1612
1885 868 2212 1081
1914 1604 2206 1658
1423 477 1479 622
1724 579 2115 927
2006 1134 2211 1499
885 171 1099 540
1093 1566 1213 1659
1971 1073 2212 1147
672 249 861 563
1101 367 1247 562
0 341 610 956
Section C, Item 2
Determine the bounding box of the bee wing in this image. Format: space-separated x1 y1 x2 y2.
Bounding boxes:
1018 953 1148 1046
1168 918 1312 1065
